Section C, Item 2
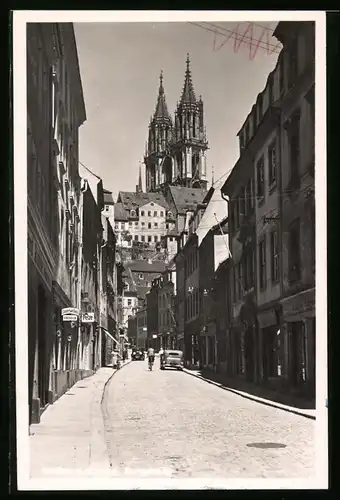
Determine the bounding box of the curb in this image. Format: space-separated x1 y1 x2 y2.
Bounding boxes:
101 359 132 405
183 369 316 420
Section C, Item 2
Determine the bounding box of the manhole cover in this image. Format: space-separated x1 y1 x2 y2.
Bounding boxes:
247 442 286 449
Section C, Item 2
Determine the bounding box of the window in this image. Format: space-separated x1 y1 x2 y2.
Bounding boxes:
141 235 145 242
148 222 152 229
170 237 173 242
279 57 285 95
239 188 245 222
288 220 301 282
148 236 152 242
270 230 279 282
130 210 136 217
237 262 243 299
288 38 298 88
115 223 118 229
120 222 125 229
168 211 173 218
141 210 145 216
128 299 132 307
154 211 157 216
135 221 138 226
288 111 300 188
256 156 265 200
268 141 277 187
310 203 315 274
243 247 254 291
245 122 250 143
141 222 145 227
257 94 263 123
268 74 273 104
148 211 152 216
160 211 164 217
134 235 138 241
129 221 132 227
139 273 144 279
166 223 169 229
245 178 252 216
259 237 267 290
154 222 158 228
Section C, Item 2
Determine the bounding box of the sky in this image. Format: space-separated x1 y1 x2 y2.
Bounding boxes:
74 21 280 200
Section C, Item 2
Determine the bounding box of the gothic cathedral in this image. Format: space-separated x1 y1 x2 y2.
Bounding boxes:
144 54 208 193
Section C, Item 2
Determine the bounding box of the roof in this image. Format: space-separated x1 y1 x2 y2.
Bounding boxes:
114 202 128 221
117 191 169 210
154 72 171 121
169 186 206 213
180 54 196 104
136 286 151 300
125 259 166 273
103 189 114 205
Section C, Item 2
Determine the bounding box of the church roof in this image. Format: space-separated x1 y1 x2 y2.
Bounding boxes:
117 191 169 210
154 71 171 121
168 186 206 213
180 54 197 104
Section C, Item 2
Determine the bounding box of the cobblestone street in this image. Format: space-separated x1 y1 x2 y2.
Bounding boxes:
103 359 315 479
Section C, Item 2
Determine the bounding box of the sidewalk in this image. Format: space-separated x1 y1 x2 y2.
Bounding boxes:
183 368 316 420
30 360 131 477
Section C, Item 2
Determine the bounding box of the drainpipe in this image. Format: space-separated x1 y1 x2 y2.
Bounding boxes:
276 106 286 377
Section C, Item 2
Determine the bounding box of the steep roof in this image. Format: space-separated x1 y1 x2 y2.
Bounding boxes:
169 186 206 213
117 191 169 210
180 54 197 104
114 202 128 221
125 259 166 273
103 189 114 205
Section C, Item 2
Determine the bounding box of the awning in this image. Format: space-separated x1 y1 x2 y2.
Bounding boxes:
100 326 120 346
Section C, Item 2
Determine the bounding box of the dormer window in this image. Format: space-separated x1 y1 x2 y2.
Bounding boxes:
168 211 173 218
130 210 136 217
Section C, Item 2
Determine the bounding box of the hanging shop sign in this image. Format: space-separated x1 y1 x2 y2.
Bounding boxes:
62 307 79 317
63 314 79 322
81 312 95 323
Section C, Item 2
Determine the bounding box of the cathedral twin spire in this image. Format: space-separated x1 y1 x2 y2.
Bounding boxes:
153 70 171 121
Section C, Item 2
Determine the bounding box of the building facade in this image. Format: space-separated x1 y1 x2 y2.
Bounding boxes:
136 308 148 350
221 21 315 399
27 22 87 423
146 277 160 350
275 21 315 397
157 266 176 349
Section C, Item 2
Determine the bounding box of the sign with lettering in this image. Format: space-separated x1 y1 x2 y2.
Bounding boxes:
63 314 78 322
81 312 95 323
62 307 79 316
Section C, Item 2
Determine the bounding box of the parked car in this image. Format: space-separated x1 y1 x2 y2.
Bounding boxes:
160 350 184 370
132 349 145 361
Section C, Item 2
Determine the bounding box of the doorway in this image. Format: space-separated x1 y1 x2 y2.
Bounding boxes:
37 285 48 407
245 326 255 382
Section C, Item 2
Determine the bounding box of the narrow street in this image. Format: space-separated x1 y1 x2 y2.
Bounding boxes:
103 359 315 479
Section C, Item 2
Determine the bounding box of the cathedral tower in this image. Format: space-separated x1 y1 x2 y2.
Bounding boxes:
144 71 173 192
172 54 208 189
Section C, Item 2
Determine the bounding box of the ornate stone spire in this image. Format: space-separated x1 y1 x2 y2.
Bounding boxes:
154 70 171 120
136 161 143 192
180 53 196 104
